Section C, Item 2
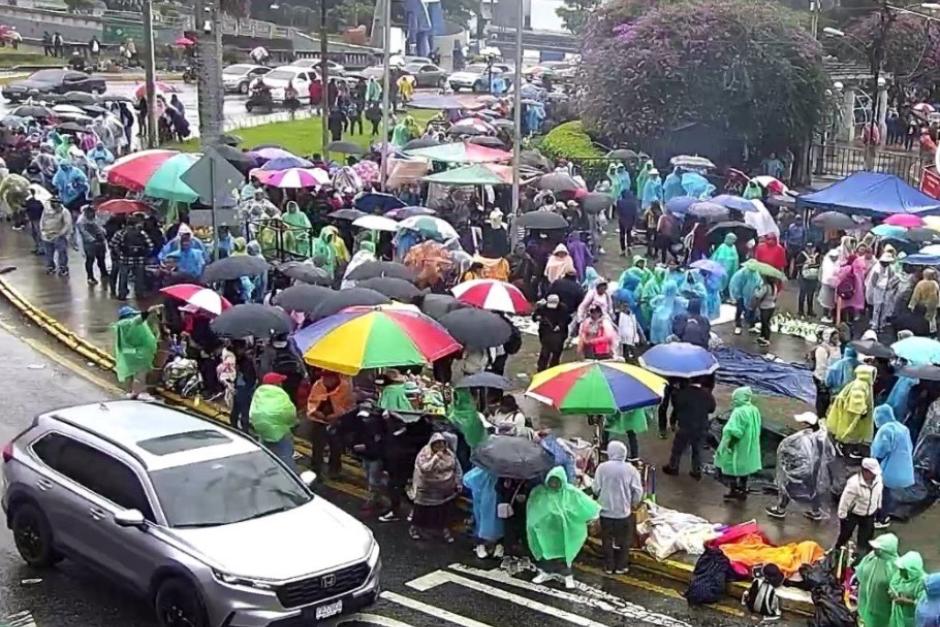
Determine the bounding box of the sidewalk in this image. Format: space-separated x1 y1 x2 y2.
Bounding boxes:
1 225 938 574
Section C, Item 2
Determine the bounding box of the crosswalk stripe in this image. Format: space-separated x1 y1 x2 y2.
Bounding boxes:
379 591 493 627
1 611 37 627
331 612 417 627
406 570 609 626
448 564 692 627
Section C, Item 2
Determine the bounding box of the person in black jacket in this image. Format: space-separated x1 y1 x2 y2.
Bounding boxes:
378 414 432 522
533 294 571 371
616 188 639 256
546 270 585 320
351 403 387 514
662 378 716 479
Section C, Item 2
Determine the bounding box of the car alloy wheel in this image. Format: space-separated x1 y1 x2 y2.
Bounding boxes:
12 511 43 563
156 580 205 627
239 81 249 94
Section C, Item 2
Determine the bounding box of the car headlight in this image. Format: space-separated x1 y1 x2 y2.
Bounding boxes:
212 569 276 590
367 538 380 568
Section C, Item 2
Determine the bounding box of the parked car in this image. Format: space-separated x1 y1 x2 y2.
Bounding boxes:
291 58 345 76
403 62 447 88
1 69 106 103
358 65 386 82
258 66 316 102
447 63 511 93
222 64 272 94
1 401 381 627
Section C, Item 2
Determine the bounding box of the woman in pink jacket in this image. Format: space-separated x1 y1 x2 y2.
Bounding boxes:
833 253 867 321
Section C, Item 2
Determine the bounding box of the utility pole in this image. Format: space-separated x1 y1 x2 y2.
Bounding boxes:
809 0 819 39
379 0 392 190
141 0 158 148
195 0 225 148
320 0 330 159
510 0 522 245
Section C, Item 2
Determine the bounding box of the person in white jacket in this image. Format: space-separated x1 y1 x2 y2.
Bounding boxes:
616 302 645 362
834 457 883 550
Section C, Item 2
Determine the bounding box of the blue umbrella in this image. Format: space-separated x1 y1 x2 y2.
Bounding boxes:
666 196 697 215
260 155 313 171
355 192 407 213
690 258 727 276
903 253 940 266
872 224 908 239
712 194 759 213
688 201 729 221
892 336 940 365
639 342 719 378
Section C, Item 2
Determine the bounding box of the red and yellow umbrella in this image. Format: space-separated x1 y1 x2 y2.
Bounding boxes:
526 360 666 415
292 305 460 375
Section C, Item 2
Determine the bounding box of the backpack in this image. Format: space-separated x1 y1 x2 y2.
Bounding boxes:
836 276 855 301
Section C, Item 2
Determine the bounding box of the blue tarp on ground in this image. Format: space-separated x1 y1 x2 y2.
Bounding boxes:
714 347 816 405
796 171 940 217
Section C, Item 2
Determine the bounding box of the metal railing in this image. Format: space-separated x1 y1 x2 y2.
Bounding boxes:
811 143 924 184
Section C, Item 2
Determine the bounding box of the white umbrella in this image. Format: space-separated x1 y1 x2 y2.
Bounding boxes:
352 215 399 232
52 104 85 115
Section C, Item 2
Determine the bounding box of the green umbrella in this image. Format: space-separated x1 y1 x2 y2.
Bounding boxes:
143 153 200 203
744 259 787 282
422 164 508 186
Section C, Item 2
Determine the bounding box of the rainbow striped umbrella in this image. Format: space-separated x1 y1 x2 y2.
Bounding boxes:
292 305 460 375
526 360 667 415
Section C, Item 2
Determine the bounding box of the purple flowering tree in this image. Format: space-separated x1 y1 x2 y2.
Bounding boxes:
579 0 829 154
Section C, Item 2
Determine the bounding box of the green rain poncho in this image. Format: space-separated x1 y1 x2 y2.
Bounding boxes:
606 163 623 201
856 533 900 627
379 383 414 413
637 265 666 328
446 389 487 448
313 228 338 278
710 233 740 291
743 179 763 200
827 365 876 445
391 116 416 147
635 160 653 197
714 387 763 477
526 466 601 566
889 551 927 627
606 407 649 435
249 384 298 443
282 201 312 257
112 314 158 382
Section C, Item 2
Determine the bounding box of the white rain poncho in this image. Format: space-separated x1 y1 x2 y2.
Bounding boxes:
774 428 836 506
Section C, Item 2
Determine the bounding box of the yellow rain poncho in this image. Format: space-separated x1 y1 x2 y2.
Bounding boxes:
856 533 900 627
826 364 876 444
526 466 601 566
714 387 763 477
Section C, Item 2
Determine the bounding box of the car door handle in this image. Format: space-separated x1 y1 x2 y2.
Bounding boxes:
36 478 54 491
89 507 107 521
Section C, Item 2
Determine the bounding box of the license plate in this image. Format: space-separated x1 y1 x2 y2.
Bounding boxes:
314 600 342 620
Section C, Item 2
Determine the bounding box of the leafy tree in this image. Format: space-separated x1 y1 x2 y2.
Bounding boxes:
579 0 828 154
440 0 485 38
842 11 940 89
63 0 95 12
555 0 601 35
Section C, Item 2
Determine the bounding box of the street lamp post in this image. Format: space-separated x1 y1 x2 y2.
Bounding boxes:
510 0 522 245
379 0 392 190
141 0 158 149
320 0 329 161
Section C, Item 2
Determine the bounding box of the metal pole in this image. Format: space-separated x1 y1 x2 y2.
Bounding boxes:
320 0 330 159
510 0 522 245
810 0 819 39
379 0 392 190
142 0 158 148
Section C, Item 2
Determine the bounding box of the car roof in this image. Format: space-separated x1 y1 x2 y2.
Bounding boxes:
42 401 257 471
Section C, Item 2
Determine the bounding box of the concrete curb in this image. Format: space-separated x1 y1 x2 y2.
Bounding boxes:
0 276 813 617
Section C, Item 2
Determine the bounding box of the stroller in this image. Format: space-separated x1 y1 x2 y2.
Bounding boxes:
161 356 203 398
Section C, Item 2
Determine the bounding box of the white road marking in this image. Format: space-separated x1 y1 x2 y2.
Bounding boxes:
2 611 37 627
405 570 609 626
448 564 693 627
331 612 417 627
379 591 494 627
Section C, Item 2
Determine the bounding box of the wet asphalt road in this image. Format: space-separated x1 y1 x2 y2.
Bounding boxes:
0 325 774 627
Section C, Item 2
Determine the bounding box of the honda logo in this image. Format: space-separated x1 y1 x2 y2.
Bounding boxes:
321 574 336 588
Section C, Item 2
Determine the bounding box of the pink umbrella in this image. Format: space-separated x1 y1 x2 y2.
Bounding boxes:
134 81 180 99
885 214 926 227
914 102 936 114
159 284 231 316
174 36 195 47
452 279 532 315
257 167 330 189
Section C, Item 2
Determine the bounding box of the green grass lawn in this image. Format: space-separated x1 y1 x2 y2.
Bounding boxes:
0 46 64 69
169 109 439 156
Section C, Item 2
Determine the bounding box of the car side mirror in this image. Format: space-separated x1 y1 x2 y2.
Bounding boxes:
114 509 146 529
300 470 317 487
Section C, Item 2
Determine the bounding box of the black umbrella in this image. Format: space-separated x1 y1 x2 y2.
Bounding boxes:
812 211 858 230
61 91 98 104
250 143 283 150
471 435 555 480
311 288 391 320
202 256 270 283
99 94 134 103
492 119 515 130
326 140 365 155
537 171 582 193
276 261 332 286
849 339 896 360
272 284 334 313
328 208 367 221
438 308 512 348
705 221 757 247
415 293 465 320
606 148 637 161
455 372 514 390
56 121 87 133
220 134 243 146
212 143 256 171
404 137 441 150
445 125 490 137
346 261 416 282
357 277 423 301
80 104 108 117
520 150 552 171
766 194 796 209
210 304 293 339
468 136 507 148
581 192 613 215
13 104 53 119
515 211 568 230
899 364 940 380
906 228 940 244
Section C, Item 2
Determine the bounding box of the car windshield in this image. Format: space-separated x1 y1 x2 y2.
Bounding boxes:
265 69 298 81
150 450 311 527
224 64 254 75
29 69 66 82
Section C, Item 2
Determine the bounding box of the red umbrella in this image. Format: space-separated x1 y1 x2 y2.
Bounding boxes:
175 36 195 47
96 199 152 215
104 149 178 191
452 279 532 314
134 81 180 99
159 284 231 316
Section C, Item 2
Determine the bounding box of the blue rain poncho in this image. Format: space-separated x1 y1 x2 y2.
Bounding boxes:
888 376 917 424
825 346 859 394
635 160 653 197
710 233 740 291
650 280 681 344
915 572 940 627
613 272 642 318
637 266 666 331
463 466 503 542
678 270 708 306
51 161 88 205
872 404 916 490
616 164 631 199
663 168 685 201
702 269 723 320
681 172 716 199
606 163 623 201
729 265 762 306
641 173 664 210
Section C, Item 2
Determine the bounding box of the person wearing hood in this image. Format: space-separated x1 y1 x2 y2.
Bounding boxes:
715 386 763 500
872 404 915 528
578 304 617 359
915 572 940 627
565 231 593 282
729 263 762 335
282 201 312 258
867 250 900 332
649 280 681 344
641 168 664 212
482 209 510 258
112 305 158 400
827 364 876 452
765 412 834 521
464 465 504 559
544 243 576 284
577 277 613 321
51 159 89 213
592 441 644 574
662 166 685 201
890 551 927 627
835 458 884 549
410 432 462 543
39 197 73 276
754 234 786 273
910 267 940 332
528 466 601 588
616 188 639 256
710 233 739 296
76 203 109 286
811 329 842 417
533 294 571 371
834 252 868 321
164 227 206 278
87 142 114 169
856 533 900 627
341 240 376 288
637 264 666 330
249 372 298 469
606 162 624 202
825 345 859 395
635 160 653 198
751 276 778 347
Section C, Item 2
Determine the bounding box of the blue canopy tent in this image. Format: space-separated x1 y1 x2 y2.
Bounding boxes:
796 171 940 217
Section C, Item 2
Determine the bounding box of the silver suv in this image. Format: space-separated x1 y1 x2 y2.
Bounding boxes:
1 401 381 627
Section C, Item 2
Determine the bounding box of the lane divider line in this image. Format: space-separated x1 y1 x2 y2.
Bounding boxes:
379 591 493 627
